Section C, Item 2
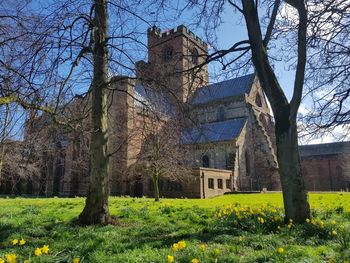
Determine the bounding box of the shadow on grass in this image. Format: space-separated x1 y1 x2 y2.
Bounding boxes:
119 223 240 251
0 222 20 240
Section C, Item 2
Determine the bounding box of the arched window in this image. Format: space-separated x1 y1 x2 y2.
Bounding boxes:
245 151 250 176
202 155 210 168
217 107 225 121
255 93 262 107
162 46 174 61
191 48 199 65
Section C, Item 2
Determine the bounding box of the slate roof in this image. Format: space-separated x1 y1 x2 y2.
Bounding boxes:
190 73 255 105
134 83 173 115
181 118 246 145
299 141 350 157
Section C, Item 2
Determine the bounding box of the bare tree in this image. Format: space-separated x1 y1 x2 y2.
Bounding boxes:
135 111 189 201
0 0 165 224
242 0 311 223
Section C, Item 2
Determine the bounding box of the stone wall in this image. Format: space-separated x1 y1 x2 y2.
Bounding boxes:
196 167 233 198
301 155 349 191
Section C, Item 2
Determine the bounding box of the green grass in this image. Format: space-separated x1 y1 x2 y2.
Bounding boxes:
0 193 349 262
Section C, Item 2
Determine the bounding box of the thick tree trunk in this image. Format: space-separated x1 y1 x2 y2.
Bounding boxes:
275 117 310 223
78 0 111 225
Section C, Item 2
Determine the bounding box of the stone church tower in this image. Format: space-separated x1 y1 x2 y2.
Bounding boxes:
107 25 212 196
137 25 209 103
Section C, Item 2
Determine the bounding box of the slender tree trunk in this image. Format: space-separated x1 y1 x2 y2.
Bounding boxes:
153 171 160 202
0 105 10 187
78 0 111 225
152 130 160 201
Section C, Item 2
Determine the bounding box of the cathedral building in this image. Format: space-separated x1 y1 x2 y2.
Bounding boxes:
3 25 348 197
99 25 280 198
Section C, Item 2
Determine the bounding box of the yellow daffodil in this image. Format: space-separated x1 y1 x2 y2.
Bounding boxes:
257 217 265 224
177 240 186 250
306 218 310 223
5 254 17 263
73 258 80 263
199 244 206 252
331 220 336 225
0 259 4 263
329 257 335 263
191 259 200 263
34 248 42 256
11 239 19 246
24 260 30 263
172 243 179 252
331 230 337 236
41 245 49 254
277 247 284 254
167 255 174 263
19 239 26 245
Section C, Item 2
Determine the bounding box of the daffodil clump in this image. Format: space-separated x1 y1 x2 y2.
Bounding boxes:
215 204 285 232
1 240 81 263
166 240 225 263
0 239 28 263
301 217 348 240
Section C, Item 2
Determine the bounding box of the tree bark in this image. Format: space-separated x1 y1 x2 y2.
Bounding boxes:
275 116 310 223
78 0 111 225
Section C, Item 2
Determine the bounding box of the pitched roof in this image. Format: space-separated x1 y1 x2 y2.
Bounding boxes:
181 118 246 145
190 73 255 105
299 141 350 157
134 83 173 115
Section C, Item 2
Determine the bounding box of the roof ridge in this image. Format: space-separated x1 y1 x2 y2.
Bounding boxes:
202 73 255 89
190 73 255 105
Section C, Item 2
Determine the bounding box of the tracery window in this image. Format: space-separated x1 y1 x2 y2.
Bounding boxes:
162 46 174 61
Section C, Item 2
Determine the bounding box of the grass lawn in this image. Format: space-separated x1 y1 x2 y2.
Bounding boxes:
0 193 349 262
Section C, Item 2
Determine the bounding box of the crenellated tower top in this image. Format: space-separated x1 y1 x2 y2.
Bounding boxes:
144 25 209 103
147 25 208 51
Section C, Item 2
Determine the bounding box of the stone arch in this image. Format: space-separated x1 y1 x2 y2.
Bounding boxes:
245 151 251 176
202 154 210 168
